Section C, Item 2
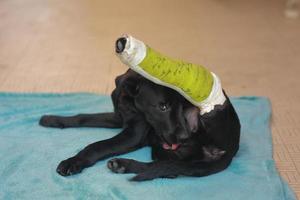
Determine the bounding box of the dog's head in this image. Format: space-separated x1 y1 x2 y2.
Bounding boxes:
124 74 200 150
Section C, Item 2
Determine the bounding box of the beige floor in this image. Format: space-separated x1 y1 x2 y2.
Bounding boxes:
1 0 300 198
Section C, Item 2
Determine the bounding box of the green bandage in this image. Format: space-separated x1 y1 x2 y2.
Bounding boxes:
115 34 225 114
139 47 213 102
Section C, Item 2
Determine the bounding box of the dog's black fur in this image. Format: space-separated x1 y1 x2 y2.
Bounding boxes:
39 69 240 181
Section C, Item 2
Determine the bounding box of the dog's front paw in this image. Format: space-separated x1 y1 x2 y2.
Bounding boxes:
39 115 65 128
56 157 87 176
107 158 133 174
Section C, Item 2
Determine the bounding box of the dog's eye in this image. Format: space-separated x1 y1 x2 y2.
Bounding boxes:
159 103 169 112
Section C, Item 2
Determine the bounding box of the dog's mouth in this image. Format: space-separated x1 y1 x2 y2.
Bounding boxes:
158 134 182 151
162 143 181 151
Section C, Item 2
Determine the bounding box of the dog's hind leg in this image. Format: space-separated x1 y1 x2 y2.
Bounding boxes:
39 112 122 128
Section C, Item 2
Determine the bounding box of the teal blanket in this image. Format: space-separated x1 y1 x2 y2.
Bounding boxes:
0 93 296 200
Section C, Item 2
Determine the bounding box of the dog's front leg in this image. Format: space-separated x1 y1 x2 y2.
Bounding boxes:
56 119 150 176
108 155 233 181
107 159 180 181
133 156 233 181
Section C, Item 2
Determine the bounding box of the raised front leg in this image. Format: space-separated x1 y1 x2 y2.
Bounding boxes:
39 112 122 128
56 118 150 176
107 155 233 181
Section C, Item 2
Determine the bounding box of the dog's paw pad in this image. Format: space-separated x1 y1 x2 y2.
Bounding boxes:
107 159 128 174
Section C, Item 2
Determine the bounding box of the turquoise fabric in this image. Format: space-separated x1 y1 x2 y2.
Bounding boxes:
0 93 296 200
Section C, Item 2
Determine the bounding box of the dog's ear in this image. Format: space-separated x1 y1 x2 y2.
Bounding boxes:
184 107 200 133
123 77 140 97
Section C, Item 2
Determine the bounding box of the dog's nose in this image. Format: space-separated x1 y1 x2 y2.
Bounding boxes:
115 37 127 53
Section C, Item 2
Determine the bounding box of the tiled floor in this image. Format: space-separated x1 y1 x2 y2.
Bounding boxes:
0 0 299 198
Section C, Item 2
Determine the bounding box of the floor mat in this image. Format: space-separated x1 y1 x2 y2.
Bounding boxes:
0 93 296 200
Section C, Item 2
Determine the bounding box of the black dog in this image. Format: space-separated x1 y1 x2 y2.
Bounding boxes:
39 69 240 181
